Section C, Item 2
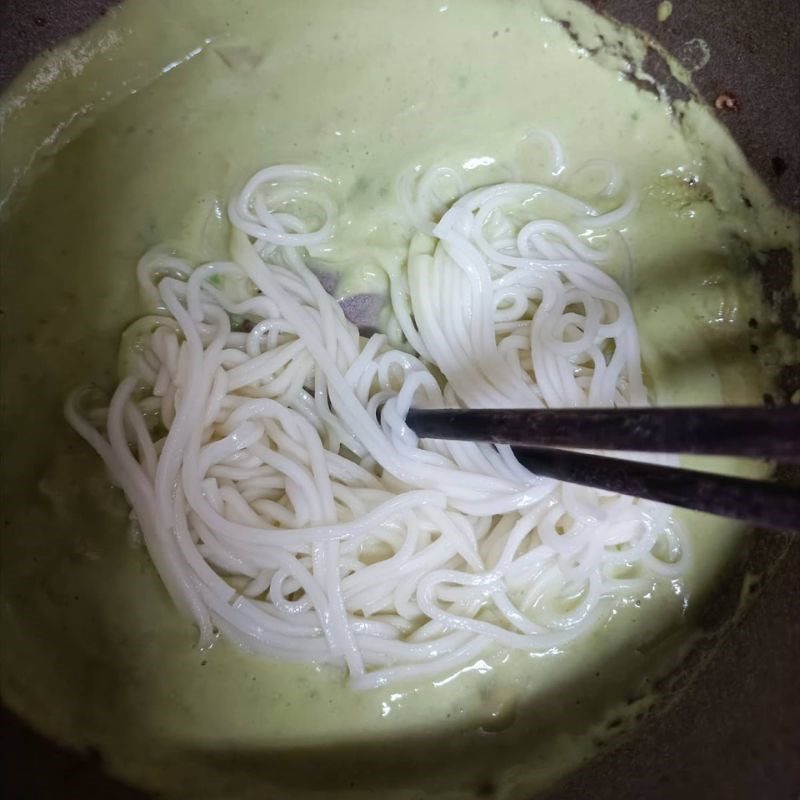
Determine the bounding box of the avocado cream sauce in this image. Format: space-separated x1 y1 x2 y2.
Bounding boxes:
1 1 797 798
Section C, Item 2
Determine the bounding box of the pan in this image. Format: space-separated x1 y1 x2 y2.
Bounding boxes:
0 1 798 798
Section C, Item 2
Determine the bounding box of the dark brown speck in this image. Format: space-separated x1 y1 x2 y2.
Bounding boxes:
714 92 740 113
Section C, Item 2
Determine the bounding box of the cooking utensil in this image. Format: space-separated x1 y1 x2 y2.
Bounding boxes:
406 405 800 530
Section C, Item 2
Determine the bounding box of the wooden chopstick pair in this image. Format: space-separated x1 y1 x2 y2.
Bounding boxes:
405 406 800 532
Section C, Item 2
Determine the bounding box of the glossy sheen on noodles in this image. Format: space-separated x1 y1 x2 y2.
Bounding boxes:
66 141 690 690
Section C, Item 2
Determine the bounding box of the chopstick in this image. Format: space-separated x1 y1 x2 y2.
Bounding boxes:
405 405 800 532
405 406 800 460
510 447 799 532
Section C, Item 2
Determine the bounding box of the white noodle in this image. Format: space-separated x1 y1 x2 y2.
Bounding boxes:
66 139 691 687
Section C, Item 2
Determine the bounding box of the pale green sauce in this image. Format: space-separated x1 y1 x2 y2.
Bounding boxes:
1 1 797 798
